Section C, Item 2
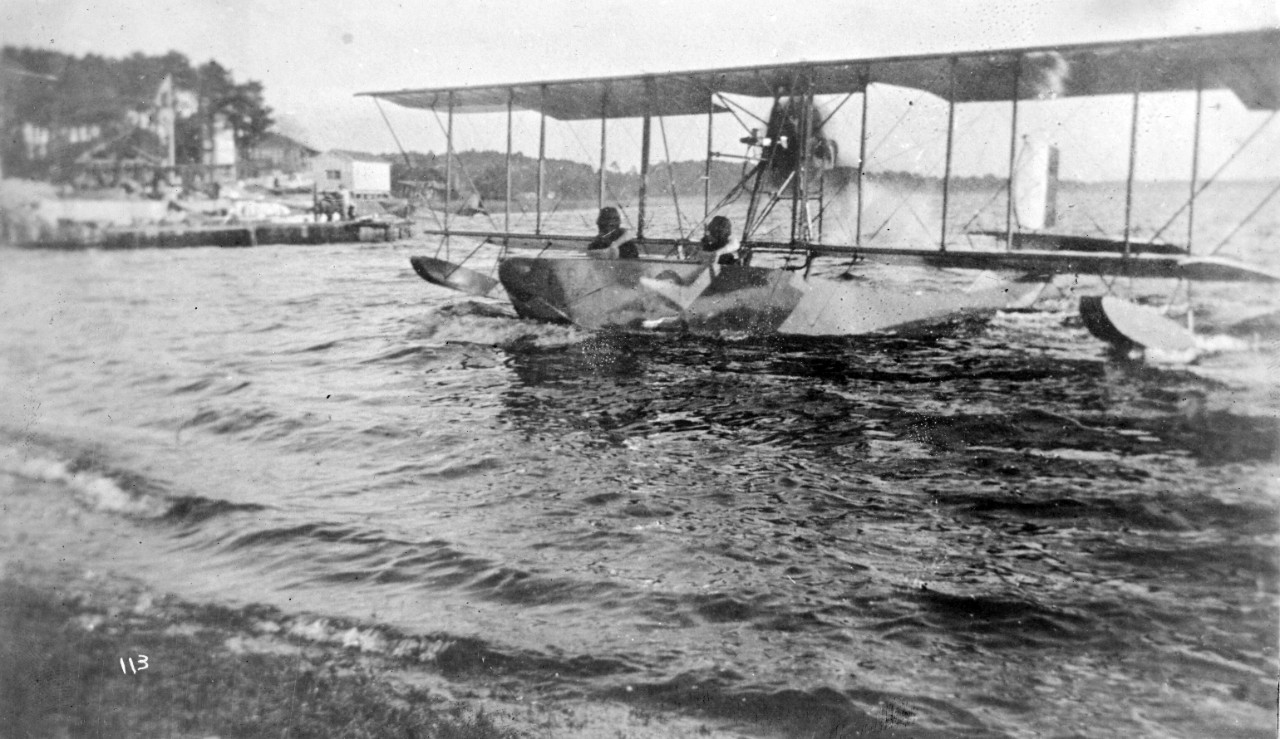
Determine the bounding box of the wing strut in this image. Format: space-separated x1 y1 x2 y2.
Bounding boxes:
504 88 514 239
855 73 869 247
430 103 501 234
790 73 810 245
1004 55 1021 250
940 57 958 252
1187 73 1203 254
536 85 547 235
598 86 608 210
637 79 653 239
743 89 784 242
1184 74 1202 328
445 92 454 250
1122 71 1142 258
704 82 715 220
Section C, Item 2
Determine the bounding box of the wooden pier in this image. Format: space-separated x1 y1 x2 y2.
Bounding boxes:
13 219 413 250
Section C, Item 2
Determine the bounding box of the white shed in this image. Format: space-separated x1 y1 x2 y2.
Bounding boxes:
312 150 391 198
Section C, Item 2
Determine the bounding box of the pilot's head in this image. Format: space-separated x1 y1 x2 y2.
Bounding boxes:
707 215 732 244
597 207 621 233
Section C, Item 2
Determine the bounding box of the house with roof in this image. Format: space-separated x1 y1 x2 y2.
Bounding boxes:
54 128 174 191
311 150 391 198
245 132 320 178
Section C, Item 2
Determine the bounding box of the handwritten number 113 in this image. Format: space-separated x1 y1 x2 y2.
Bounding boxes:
119 655 149 674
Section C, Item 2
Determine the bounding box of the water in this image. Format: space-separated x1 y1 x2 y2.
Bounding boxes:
1 234 1277 738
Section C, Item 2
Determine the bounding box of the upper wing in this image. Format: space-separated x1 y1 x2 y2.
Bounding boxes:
360 29 1280 119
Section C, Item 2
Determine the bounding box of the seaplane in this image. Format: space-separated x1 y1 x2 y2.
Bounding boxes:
360 27 1280 357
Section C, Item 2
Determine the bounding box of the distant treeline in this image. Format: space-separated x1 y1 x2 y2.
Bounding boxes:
2 47 272 179
387 150 750 202
387 149 1077 202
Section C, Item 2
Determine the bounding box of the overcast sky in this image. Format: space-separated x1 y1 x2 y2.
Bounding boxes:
5 0 1279 178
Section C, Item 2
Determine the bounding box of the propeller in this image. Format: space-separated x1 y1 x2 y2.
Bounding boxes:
759 97 842 188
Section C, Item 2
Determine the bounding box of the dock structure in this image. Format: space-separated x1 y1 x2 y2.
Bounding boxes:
12 219 413 250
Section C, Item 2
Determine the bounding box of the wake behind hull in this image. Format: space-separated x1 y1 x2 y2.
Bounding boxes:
497 257 1041 336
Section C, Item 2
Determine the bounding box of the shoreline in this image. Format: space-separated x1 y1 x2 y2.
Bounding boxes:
0 556 754 739
0 475 783 739
1 557 525 738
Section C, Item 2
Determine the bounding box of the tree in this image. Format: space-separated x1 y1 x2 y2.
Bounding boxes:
224 80 273 155
169 61 273 166
2 46 273 176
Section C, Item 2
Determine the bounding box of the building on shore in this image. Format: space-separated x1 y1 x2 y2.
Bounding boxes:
244 132 319 179
66 128 167 191
311 150 391 199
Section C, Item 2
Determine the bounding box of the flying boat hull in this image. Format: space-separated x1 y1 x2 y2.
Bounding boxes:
495 256 1042 336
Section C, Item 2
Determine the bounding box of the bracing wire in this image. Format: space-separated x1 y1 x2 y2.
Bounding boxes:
374 102 448 233
429 109 502 233
743 91 784 239
372 98 413 167
658 116 688 238
716 93 769 129
504 116 542 232
816 92 857 131
560 119 635 230
1209 178 1280 256
682 161 764 243
1149 110 1278 244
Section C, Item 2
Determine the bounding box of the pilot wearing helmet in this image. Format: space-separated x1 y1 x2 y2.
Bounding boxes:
698 215 741 274
586 206 639 259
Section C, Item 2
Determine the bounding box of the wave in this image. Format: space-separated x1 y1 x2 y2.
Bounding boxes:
162 495 267 524
152 581 989 737
0 435 269 526
404 300 588 349
177 405 324 442
297 339 343 353
0 444 168 518
203 519 646 610
605 679 991 738
360 345 434 365
172 377 217 394
175 593 643 687
170 376 253 397
909 588 1091 647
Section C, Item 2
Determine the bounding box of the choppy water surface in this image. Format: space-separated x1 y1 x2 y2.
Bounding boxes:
1 240 1277 738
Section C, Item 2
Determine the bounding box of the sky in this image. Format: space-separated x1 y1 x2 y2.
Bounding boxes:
5 0 1279 179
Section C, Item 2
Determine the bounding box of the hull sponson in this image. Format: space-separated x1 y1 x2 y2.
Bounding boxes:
497 256 1041 336
1080 295 1196 352
410 256 501 297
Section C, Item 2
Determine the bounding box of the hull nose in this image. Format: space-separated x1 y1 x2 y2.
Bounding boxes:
497 259 573 323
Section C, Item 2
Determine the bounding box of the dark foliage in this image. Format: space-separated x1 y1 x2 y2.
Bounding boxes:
2 47 273 178
390 149 749 203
